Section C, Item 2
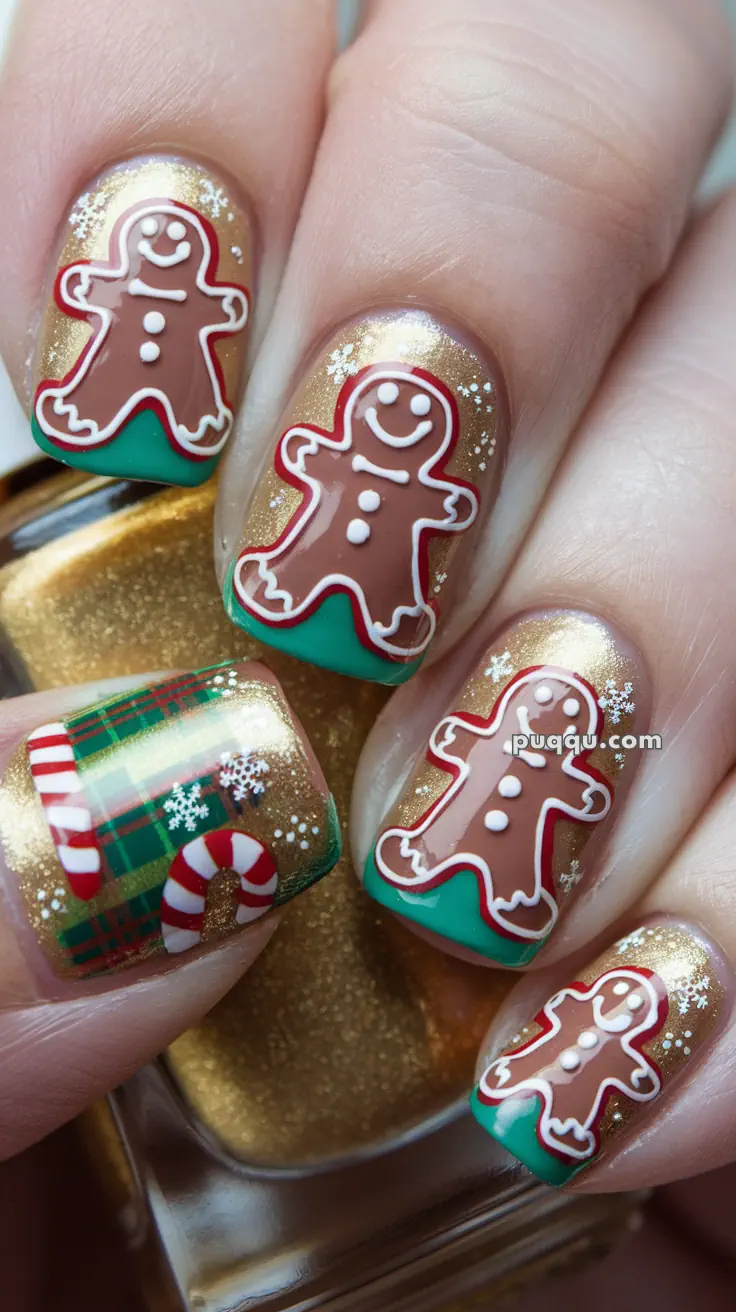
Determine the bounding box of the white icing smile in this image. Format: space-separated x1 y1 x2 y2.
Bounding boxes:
137 237 192 267
365 403 433 448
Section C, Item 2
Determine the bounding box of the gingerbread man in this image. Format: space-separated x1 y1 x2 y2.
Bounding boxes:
232 366 480 659
34 200 249 459
375 666 613 941
477 967 667 1162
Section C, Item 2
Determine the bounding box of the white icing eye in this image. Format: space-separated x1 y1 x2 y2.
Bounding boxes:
577 1031 599 1049
410 393 432 416
534 685 553 705
498 774 521 799
627 993 645 1011
140 217 159 237
140 341 160 363
613 980 630 996
563 697 580 717
559 1049 581 1072
143 311 166 335
484 809 508 832
376 381 399 405
346 518 370 545
358 489 381 513
167 220 187 241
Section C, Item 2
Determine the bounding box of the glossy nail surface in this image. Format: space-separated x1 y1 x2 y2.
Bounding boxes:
363 610 650 965
32 155 252 486
0 663 340 983
225 309 504 684
471 920 730 1185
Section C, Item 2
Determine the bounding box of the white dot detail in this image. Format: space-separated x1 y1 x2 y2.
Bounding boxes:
358 488 381 513
613 981 630 995
534 685 553 705
140 341 160 363
626 993 645 1011
377 381 399 405
484 809 509 832
559 1049 581 1072
143 311 166 335
347 518 370 545
498 775 522 799
140 217 158 237
410 393 432 416
563 698 581 717
578 1031 599 1050
167 220 187 241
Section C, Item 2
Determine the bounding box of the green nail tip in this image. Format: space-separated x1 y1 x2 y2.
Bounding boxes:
224 573 424 685
362 847 545 966
31 411 220 487
469 1090 581 1187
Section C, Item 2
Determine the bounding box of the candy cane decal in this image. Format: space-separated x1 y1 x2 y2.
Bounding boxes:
28 722 103 901
160 827 278 954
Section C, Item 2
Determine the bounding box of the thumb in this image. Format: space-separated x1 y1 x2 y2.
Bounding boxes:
0 663 340 1159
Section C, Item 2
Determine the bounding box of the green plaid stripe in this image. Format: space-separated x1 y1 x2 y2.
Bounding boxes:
66 668 221 761
59 883 165 974
94 770 236 881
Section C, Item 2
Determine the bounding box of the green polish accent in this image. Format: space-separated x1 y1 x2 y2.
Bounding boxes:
31 411 220 487
469 1090 580 1187
362 847 545 966
224 570 424 685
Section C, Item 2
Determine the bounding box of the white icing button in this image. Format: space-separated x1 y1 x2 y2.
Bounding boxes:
498 774 522 799
613 981 630 996
559 1049 581 1072
139 341 160 363
578 1030 599 1050
377 381 399 405
563 697 581 717
358 488 381 513
346 518 370 545
143 311 166 335
167 220 187 241
140 217 159 237
626 993 645 1011
534 685 553 704
484 809 509 832
410 393 432 416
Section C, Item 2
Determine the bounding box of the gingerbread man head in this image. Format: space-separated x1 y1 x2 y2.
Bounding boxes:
114 202 213 282
344 367 455 467
588 968 662 1036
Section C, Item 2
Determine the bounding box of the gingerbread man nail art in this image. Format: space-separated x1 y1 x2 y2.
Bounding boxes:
31 158 252 486
225 311 504 683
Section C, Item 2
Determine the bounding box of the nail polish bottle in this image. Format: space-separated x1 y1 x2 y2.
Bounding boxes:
0 452 647 1311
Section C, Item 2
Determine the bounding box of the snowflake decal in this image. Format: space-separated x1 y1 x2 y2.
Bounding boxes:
598 679 635 725
326 343 359 386
199 180 230 219
559 859 582 896
484 650 513 684
219 747 270 805
163 782 209 833
457 377 494 413
615 927 647 954
68 191 106 240
673 972 711 1015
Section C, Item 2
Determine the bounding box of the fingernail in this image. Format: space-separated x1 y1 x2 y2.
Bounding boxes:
225 308 506 684
363 609 650 964
471 919 731 1185
32 155 252 486
0 663 340 987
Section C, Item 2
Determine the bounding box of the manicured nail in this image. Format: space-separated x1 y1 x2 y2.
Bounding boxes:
363 610 651 965
0 663 340 985
471 919 731 1185
31 155 252 486
225 308 505 684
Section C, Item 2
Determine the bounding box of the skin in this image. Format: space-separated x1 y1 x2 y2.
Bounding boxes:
1 0 736 1305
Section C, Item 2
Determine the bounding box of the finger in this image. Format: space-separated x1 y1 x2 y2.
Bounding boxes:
0 660 340 1158
0 0 334 485
471 766 736 1190
355 188 736 970
220 0 732 684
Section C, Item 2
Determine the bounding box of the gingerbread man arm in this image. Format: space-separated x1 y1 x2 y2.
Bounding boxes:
421 481 479 534
60 264 120 315
211 286 248 332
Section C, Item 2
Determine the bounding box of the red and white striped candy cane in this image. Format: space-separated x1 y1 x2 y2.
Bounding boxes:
160 827 278 954
27 721 102 902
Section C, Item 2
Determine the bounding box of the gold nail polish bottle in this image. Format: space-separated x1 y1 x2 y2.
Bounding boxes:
0 462 646 1311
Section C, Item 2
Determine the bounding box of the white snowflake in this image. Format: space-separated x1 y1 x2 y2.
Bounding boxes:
484 650 513 683
559 860 582 896
231 245 243 263
199 180 230 219
68 191 106 240
208 668 247 699
615 927 647 954
219 748 270 803
598 679 635 725
37 885 68 917
457 377 494 413
163 782 209 832
272 815 320 852
661 1029 693 1056
673 972 711 1015
326 343 359 386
